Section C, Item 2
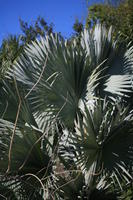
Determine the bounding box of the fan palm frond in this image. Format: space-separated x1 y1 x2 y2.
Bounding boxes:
81 25 133 99
7 25 132 128
64 100 133 190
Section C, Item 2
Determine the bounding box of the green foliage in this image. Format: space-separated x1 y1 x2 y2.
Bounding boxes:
19 16 54 44
86 0 133 45
73 19 84 35
0 35 23 79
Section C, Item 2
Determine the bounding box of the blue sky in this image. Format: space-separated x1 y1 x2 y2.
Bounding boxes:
0 0 102 44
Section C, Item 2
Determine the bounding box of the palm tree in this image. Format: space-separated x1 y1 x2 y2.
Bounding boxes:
0 24 133 199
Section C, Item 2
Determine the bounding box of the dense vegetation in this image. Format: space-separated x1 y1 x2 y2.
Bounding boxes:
86 0 133 46
0 1 133 199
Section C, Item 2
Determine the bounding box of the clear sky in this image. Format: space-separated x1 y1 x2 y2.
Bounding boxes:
0 0 102 44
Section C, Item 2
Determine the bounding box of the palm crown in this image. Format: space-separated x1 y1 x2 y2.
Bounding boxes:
0 24 133 199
